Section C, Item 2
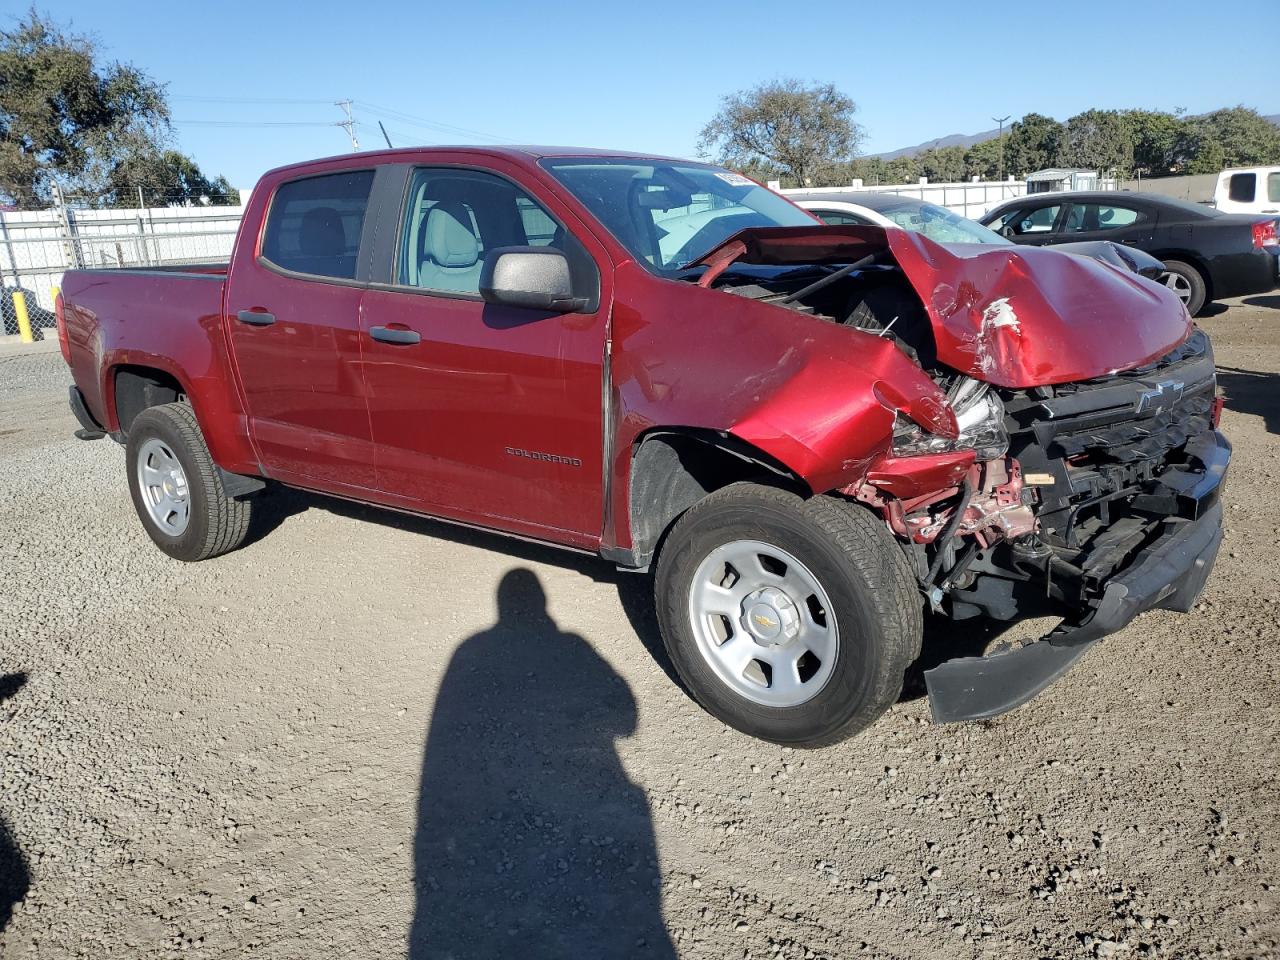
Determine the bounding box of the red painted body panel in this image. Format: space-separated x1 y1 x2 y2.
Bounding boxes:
883 231 1193 387
691 225 1193 387
60 268 261 475
58 147 1196 561
601 261 952 553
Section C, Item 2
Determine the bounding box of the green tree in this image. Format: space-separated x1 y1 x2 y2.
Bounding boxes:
963 138 1003 180
0 10 236 208
1124 109 1184 176
1004 113 1063 178
109 148 240 206
845 155 887 185
918 145 966 182
1184 106 1280 169
882 155 920 184
1061 109 1134 176
699 78 864 187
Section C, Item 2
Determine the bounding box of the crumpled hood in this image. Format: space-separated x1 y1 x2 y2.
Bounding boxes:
691 225 1193 388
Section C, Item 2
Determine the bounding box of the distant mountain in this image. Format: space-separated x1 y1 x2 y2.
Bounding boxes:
874 127 1001 160
876 113 1280 160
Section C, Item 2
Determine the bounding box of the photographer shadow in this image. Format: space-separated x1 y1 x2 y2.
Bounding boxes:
408 569 674 959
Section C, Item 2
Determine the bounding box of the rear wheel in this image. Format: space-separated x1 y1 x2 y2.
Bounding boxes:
126 402 254 562
654 483 922 746
1158 259 1207 316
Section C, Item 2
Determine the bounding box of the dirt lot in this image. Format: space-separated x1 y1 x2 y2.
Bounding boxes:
2 295 1278 960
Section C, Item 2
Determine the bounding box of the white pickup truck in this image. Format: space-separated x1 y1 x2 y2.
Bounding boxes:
1213 166 1280 216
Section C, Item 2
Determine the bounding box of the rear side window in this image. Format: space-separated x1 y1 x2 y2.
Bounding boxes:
813 210 872 225
261 171 375 279
1228 173 1256 204
1269 173 1280 203
1061 203 1141 232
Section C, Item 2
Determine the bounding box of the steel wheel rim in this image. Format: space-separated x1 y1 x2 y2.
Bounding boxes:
1159 270 1192 304
136 437 191 536
687 539 839 708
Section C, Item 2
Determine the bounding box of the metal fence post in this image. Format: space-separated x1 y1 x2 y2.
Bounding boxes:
52 182 83 270
136 185 152 265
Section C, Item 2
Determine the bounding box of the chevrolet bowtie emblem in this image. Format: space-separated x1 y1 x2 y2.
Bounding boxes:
753 614 776 628
1135 379 1184 415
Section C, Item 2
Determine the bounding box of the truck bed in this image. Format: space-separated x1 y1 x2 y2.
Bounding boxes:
60 264 230 440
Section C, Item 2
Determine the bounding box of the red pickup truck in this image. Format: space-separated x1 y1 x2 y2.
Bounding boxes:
56 147 1229 745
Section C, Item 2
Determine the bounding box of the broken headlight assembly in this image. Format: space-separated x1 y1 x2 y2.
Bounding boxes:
892 378 1009 461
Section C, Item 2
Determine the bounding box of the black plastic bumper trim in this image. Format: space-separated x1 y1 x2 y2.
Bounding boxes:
925 456 1226 723
68 386 106 440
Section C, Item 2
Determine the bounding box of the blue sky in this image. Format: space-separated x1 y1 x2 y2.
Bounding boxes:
38 0 1279 191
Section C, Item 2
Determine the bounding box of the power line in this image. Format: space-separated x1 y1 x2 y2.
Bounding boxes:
355 101 515 143
174 119 343 127
171 94 336 105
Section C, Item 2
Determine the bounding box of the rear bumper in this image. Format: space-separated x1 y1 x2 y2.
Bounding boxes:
925 432 1229 722
1212 249 1278 299
68 385 106 440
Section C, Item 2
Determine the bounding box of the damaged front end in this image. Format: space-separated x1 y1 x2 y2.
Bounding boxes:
857 331 1228 722
686 225 1228 723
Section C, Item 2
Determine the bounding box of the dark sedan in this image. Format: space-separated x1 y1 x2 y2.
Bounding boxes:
979 191 1279 315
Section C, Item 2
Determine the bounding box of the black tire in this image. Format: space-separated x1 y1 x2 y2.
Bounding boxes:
1160 259 1208 317
125 402 254 562
654 483 923 747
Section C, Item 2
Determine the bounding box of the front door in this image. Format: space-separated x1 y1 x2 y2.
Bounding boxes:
994 202 1066 246
224 168 379 491
359 164 610 543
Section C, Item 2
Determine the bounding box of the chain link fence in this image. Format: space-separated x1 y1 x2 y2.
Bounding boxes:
1 190 245 340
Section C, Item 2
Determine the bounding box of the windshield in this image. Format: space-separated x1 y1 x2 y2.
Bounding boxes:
541 158 816 272
873 198 1009 245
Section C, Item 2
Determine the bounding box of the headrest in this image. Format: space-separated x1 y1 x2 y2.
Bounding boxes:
299 207 346 257
424 202 480 268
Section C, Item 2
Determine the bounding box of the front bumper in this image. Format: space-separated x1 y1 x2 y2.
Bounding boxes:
925 432 1229 723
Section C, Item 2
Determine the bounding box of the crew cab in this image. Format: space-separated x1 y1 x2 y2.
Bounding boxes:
56 147 1230 745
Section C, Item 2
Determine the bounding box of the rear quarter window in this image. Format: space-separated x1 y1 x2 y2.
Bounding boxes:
1228 172 1257 204
261 170 375 279
1269 172 1280 204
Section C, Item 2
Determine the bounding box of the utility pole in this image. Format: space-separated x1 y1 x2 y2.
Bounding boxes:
992 115 1011 182
336 100 360 152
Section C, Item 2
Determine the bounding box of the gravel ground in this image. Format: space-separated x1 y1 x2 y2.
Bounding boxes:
1 296 1278 960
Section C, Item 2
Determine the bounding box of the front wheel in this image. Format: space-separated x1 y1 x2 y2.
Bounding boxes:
125 402 255 562
654 484 922 746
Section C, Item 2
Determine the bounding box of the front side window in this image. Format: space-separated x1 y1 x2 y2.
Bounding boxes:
397 168 565 295
1228 173 1257 203
1062 203 1141 232
1012 204 1061 234
541 158 814 273
261 170 374 279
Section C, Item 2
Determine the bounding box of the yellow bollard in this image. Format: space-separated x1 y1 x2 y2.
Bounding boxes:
12 290 34 344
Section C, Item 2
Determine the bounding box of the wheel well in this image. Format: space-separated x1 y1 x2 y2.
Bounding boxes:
626 429 809 567
1148 250 1212 300
112 366 186 435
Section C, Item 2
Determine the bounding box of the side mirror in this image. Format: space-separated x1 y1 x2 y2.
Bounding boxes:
479 246 586 313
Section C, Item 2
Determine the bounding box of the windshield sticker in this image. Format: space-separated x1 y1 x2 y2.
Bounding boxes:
714 172 756 188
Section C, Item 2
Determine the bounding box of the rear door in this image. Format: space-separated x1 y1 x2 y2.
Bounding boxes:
224 167 379 491
358 161 611 544
1055 200 1154 248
